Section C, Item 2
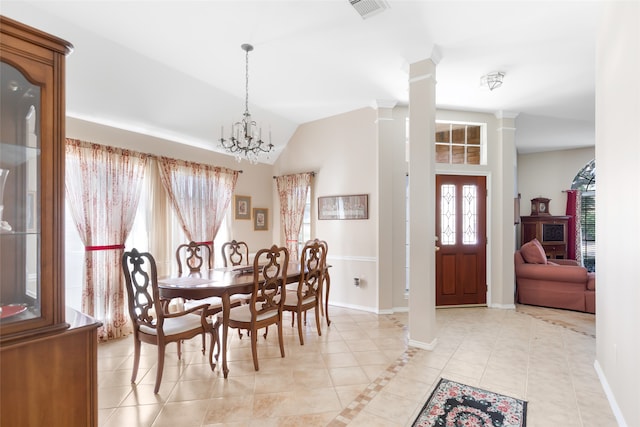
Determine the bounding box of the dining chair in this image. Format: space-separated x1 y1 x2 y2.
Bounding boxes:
283 239 325 345
221 239 254 338
294 238 329 319
176 241 242 356
122 248 216 393
176 241 213 274
221 239 250 267
219 244 289 375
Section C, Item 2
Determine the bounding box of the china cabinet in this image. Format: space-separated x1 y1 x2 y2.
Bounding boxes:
1 16 100 426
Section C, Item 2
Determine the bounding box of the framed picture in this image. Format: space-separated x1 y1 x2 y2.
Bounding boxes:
253 208 268 231
318 194 368 220
234 195 251 220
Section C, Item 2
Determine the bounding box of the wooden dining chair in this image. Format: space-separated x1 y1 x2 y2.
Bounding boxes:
176 241 213 274
283 240 325 345
122 248 216 393
219 244 289 375
176 241 242 356
221 239 254 339
221 239 250 267
296 238 329 319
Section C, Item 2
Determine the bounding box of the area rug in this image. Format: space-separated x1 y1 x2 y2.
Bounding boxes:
412 378 527 427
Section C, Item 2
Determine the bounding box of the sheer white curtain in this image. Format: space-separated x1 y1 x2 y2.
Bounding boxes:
65 139 149 341
276 173 312 262
157 157 238 251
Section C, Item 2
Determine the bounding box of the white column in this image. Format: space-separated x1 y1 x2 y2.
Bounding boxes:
407 59 437 349
493 111 518 308
376 100 397 314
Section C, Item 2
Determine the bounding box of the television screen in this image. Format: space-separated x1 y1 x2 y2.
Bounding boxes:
542 223 565 242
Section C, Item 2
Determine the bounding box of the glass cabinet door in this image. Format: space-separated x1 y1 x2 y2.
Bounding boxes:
0 61 42 326
1 17 71 343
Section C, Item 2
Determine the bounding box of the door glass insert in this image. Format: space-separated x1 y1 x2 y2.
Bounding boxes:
462 184 477 244
440 184 456 245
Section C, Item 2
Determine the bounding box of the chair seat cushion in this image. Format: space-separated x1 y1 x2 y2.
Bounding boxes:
283 290 315 307
184 296 223 311
224 303 279 323
140 314 210 336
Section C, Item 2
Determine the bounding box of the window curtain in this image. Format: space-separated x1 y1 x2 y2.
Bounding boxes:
65 139 149 341
146 157 172 277
157 157 238 250
565 189 583 264
276 172 312 262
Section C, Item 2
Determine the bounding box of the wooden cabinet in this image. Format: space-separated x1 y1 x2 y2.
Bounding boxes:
521 215 570 259
0 16 101 426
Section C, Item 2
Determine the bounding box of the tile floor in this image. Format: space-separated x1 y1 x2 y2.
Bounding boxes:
97 306 617 426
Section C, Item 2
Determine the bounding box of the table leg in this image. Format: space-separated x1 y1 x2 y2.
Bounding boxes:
324 270 331 326
222 293 230 379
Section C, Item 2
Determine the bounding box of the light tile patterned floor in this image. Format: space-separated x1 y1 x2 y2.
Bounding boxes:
97 306 617 426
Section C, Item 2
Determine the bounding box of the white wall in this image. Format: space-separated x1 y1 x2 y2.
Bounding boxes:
595 2 640 426
517 147 595 218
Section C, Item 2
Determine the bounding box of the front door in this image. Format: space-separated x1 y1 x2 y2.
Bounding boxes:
435 175 487 306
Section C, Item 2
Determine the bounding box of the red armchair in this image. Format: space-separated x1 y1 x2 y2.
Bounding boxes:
515 239 595 314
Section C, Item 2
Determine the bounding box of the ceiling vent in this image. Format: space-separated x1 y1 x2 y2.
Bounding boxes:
349 0 390 19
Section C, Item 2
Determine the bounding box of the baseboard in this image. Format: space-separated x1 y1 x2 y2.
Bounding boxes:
594 359 627 426
408 337 438 351
488 303 516 310
328 301 377 314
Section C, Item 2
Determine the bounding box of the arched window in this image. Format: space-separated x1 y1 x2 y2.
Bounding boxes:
571 159 595 272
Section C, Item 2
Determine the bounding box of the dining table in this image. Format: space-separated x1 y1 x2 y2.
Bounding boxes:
157 262 331 378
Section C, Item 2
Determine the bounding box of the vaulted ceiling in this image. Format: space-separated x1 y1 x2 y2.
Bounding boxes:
2 1 599 163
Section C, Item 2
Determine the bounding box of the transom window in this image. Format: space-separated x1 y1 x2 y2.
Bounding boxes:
435 121 486 165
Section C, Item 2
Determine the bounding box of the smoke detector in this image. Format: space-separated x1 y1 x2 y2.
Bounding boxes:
349 0 390 19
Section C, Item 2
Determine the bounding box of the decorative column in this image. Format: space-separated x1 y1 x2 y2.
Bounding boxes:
493 111 518 308
375 100 397 314
407 58 437 350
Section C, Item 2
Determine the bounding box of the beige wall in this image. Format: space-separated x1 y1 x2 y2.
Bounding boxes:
595 2 640 426
274 108 379 312
517 147 595 218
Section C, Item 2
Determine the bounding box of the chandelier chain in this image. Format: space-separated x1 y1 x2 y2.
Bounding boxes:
244 47 250 115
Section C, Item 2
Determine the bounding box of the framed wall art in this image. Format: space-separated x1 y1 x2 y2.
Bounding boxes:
234 195 251 220
253 208 268 231
318 194 368 220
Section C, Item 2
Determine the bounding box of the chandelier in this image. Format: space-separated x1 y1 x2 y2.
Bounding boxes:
480 71 505 91
220 43 274 163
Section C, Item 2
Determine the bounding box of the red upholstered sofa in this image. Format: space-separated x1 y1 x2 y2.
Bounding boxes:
515 239 595 314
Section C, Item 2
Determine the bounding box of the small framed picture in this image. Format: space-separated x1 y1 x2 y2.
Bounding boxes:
234 195 251 220
253 208 268 231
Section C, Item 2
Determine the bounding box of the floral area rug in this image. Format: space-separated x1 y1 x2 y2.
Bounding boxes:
412 378 527 427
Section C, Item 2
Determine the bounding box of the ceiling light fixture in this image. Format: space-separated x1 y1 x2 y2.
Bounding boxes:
480 71 505 91
349 0 390 19
220 43 273 164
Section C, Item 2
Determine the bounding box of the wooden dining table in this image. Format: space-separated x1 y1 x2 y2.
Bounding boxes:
157 262 331 378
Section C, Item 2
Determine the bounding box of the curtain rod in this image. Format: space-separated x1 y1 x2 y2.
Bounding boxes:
272 171 316 179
